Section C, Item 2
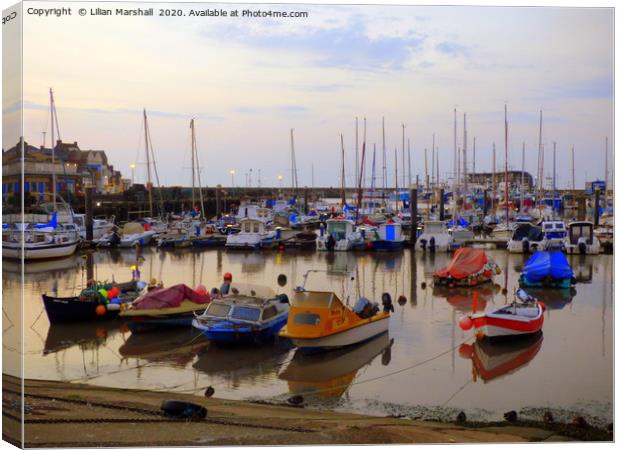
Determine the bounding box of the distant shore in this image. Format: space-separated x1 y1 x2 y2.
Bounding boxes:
2 375 611 446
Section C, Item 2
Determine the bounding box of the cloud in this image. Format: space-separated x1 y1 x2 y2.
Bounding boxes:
203 16 425 72
232 105 308 115
436 41 469 57
19 100 224 121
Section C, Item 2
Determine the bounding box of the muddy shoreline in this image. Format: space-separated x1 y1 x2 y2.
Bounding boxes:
2 375 612 446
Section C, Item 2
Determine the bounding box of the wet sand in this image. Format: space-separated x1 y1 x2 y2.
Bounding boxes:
2 375 611 447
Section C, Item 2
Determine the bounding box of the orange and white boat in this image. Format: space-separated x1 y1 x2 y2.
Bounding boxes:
280 270 393 352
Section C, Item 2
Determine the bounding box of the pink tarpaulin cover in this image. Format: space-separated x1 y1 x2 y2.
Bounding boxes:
434 248 488 280
132 284 210 310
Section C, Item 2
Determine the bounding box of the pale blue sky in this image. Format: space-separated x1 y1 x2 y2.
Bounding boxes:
6 2 614 188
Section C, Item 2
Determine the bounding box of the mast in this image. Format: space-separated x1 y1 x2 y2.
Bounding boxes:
190 119 196 210
520 141 525 209
355 142 366 224
504 103 509 226
50 88 57 212
537 110 543 204
382 116 387 191
473 137 476 178
424 147 429 190
552 141 557 196
143 109 153 217
371 144 377 213
290 128 298 192
463 113 468 192
191 119 205 216
401 123 406 188
394 147 399 213
363 117 367 188
492 142 496 211
407 139 412 188
452 108 458 222
572 145 575 191
431 133 435 187
355 117 359 188
436 147 440 186
605 136 609 208
340 134 346 207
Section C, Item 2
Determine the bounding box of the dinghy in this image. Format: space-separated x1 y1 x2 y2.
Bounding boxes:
459 289 545 340
433 248 500 287
280 270 393 352
519 251 575 289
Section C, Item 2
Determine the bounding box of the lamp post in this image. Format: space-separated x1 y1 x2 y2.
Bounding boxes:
130 163 136 185
229 169 235 188
277 175 283 188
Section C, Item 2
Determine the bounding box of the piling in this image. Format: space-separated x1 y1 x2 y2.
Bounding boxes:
594 189 601 226
439 188 445 221
85 186 94 241
410 188 418 247
86 251 94 283
215 184 222 218
304 187 309 214
483 190 489 216
578 194 586 221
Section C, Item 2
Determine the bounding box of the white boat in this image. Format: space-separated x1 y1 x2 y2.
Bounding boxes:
236 204 274 225
507 223 544 254
225 218 277 249
96 222 156 247
565 221 600 255
316 218 363 251
416 220 452 252
490 222 513 241
2 227 80 260
541 220 567 251
72 214 115 240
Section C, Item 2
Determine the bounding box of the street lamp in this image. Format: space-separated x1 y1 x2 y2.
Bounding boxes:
130 163 136 184
230 169 236 187
277 175 283 188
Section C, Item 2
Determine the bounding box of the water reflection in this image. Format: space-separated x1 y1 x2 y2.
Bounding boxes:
279 333 393 401
459 333 544 383
520 287 576 310
44 320 121 355
119 328 209 367
432 284 499 313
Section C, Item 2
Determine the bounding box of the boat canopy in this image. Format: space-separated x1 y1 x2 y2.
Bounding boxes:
447 217 469 228
568 222 594 245
522 251 574 282
132 284 210 310
434 248 488 280
512 224 544 242
123 222 145 234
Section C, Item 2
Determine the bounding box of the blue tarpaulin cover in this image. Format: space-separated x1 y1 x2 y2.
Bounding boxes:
447 217 470 228
522 251 573 282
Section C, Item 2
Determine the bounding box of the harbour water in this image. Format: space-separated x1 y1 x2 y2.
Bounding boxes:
3 247 613 425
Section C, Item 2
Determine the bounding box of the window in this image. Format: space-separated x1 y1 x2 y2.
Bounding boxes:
231 306 261 322
294 313 321 326
261 305 278 320
244 222 251 233
253 223 259 233
206 303 231 318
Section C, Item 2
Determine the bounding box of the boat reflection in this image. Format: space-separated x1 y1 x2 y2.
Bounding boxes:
192 340 293 386
459 332 543 383
44 320 122 355
367 252 403 272
225 250 267 274
520 287 576 310
568 255 593 283
3 254 84 280
432 284 499 313
119 328 209 367
278 333 393 401
323 251 359 274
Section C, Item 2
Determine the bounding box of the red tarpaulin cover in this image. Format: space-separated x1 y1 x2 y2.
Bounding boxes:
434 248 488 280
132 284 210 310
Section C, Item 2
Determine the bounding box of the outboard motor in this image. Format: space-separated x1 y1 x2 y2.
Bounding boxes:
522 239 530 253
381 293 394 313
429 236 436 253
276 293 290 304
326 234 336 251
578 238 587 255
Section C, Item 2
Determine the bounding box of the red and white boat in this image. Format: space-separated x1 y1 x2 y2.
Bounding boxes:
459 290 545 340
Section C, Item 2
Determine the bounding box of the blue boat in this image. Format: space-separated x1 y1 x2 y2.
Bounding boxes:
370 221 405 251
192 290 290 344
519 251 575 289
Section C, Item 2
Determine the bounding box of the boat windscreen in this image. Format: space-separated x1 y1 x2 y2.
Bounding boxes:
292 291 339 309
231 306 261 321
207 303 231 318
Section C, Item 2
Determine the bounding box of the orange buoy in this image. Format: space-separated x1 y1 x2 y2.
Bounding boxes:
95 305 106 316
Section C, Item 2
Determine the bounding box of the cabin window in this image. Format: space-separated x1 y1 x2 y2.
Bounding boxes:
231 306 261 321
206 303 231 318
261 305 278 320
253 223 260 233
294 313 321 326
244 222 251 233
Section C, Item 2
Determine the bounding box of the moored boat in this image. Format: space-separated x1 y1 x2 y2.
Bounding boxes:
507 223 544 254
433 247 500 287
369 220 405 251
416 220 452 252
279 270 393 352
459 289 545 340
316 217 363 251
564 221 600 255
519 251 575 289
192 290 290 344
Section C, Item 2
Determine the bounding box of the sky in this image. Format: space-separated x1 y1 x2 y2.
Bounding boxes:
4 2 614 189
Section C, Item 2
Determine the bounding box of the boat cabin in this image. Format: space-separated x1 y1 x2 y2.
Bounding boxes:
202 296 281 324
542 221 567 239
511 224 544 243
325 218 355 241
378 221 403 241
238 218 268 235
285 290 348 339
567 221 594 245
423 221 448 234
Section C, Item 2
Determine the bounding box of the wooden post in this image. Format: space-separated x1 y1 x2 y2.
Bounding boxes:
85 186 94 242
215 184 222 217
439 188 445 221
594 188 601 226
578 194 586 221
483 189 489 216
304 187 309 214
410 188 418 248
